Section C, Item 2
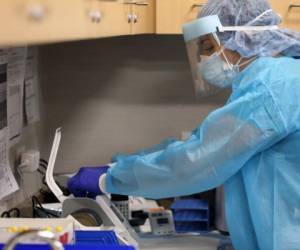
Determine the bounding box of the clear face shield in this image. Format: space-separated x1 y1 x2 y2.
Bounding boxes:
182 15 279 97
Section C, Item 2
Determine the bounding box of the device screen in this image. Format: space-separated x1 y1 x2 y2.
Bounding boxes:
157 218 169 225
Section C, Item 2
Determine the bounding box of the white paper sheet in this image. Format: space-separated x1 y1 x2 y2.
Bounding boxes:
0 50 8 131
0 50 19 200
0 128 19 200
24 47 40 125
7 47 27 145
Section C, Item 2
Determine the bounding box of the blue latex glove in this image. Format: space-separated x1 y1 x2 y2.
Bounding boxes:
68 166 109 199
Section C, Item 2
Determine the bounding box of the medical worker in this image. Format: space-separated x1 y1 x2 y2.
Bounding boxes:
68 0 300 249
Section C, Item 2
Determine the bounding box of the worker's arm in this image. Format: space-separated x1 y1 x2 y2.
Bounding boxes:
104 84 288 199
111 138 179 163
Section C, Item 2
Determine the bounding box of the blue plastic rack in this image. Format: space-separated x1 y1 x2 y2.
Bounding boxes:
171 199 210 233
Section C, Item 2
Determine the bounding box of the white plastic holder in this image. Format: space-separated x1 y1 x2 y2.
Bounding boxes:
45 128 139 248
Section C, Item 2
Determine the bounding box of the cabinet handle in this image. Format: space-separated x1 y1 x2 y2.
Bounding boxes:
27 4 45 21
123 1 149 5
289 4 300 10
89 10 102 23
128 14 133 23
128 14 138 23
134 2 149 6
192 3 205 9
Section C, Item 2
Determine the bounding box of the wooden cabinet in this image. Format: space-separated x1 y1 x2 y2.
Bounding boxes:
0 0 156 47
0 0 131 46
4 0 299 47
79 0 156 38
131 0 156 34
181 0 205 24
97 0 131 37
0 0 89 46
270 1 289 19
97 0 156 36
270 0 300 31
156 0 207 34
156 0 300 34
156 0 182 34
285 1 300 31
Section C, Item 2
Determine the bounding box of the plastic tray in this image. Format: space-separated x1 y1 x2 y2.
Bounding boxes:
174 221 209 233
0 244 134 250
173 210 209 222
171 199 208 210
75 231 119 245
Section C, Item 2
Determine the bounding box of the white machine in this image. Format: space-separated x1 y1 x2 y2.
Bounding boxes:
45 128 139 248
148 208 175 236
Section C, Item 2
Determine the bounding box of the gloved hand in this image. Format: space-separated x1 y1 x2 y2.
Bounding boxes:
67 166 109 199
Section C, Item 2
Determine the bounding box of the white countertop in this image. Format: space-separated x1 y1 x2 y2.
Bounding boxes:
138 234 224 250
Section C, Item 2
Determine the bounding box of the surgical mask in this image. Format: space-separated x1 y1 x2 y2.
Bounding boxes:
197 50 242 88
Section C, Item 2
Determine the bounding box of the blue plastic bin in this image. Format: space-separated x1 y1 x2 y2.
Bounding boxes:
171 199 210 233
75 231 119 245
0 245 134 250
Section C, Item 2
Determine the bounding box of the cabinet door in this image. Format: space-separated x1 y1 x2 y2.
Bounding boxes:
82 0 106 39
285 1 300 31
156 0 207 34
0 0 88 46
132 0 156 34
98 0 132 37
270 1 290 27
156 0 182 34
270 0 300 31
181 0 206 24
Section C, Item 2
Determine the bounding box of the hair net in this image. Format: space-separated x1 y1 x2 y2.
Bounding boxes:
199 0 300 58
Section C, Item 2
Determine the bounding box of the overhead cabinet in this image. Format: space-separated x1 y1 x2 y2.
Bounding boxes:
85 0 155 37
156 0 300 34
0 0 298 47
0 0 155 47
270 0 300 31
156 0 182 34
156 0 206 34
284 1 300 31
0 0 89 46
130 0 156 34
94 0 132 37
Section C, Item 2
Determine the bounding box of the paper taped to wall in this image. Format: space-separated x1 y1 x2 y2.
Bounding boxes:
7 47 27 145
25 47 40 125
0 50 8 135
0 50 19 200
0 128 19 200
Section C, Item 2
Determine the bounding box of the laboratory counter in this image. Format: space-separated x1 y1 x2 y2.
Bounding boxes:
138 233 227 250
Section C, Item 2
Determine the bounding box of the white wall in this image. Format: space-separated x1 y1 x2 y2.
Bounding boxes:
1 35 229 211
38 35 229 173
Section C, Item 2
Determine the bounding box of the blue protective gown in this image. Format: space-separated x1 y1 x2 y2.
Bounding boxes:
106 57 300 250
